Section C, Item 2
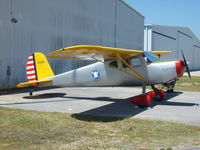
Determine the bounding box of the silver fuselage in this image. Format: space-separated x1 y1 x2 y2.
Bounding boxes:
45 56 178 87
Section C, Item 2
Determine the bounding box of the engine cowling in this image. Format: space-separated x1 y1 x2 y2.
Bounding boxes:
147 60 185 85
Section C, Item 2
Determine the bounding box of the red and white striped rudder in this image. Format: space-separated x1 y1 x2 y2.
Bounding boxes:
26 54 37 85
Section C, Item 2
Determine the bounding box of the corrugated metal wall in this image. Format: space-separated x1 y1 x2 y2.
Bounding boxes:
193 45 200 70
0 0 144 89
144 25 200 70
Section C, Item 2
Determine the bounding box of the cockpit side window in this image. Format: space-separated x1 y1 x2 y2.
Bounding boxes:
131 57 141 67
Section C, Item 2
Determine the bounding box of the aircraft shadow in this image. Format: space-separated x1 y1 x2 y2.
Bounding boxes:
23 93 66 99
150 91 195 107
71 114 124 122
0 86 61 96
71 91 198 122
71 99 140 122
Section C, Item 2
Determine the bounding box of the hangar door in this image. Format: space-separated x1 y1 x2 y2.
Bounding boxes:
193 45 200 70
177 31 193 69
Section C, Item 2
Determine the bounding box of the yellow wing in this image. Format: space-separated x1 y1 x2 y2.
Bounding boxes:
17 79 53 88
47 45 143 60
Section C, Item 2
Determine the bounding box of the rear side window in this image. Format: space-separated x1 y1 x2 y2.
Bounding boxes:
109 60 118 68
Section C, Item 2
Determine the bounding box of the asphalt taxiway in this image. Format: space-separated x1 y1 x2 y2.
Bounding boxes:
0 87 200 126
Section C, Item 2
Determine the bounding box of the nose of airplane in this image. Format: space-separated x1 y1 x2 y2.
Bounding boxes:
176 60 185 77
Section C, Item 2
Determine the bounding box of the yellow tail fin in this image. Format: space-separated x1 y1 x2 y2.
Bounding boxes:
26 53 54 82
34 52 54 79
17 52 54 88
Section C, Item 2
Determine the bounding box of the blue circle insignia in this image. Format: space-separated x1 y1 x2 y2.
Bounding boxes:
91 70 101 80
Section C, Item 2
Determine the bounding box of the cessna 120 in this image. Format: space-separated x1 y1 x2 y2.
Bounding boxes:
17 45 190 107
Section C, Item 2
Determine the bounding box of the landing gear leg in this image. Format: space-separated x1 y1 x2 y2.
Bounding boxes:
142 84 146 95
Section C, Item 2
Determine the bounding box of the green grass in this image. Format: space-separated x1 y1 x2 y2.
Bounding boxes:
175 76 200 92
1 107 200 150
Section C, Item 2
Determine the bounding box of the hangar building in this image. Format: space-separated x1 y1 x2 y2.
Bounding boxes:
0 0 144 89
144 25 200 70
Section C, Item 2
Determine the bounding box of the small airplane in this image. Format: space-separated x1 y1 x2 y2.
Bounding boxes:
17 45 190 107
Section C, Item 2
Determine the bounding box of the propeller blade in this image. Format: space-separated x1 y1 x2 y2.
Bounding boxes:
181 49 191 79
186 63 191 79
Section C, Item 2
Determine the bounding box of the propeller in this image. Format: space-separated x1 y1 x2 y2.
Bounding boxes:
181 49 191 79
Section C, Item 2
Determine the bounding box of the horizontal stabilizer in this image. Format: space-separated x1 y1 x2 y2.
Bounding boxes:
17 79 53 88
151 51 172 57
